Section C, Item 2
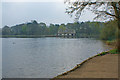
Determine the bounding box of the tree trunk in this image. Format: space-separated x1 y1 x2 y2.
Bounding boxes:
111 2 120 52
117 20 120 52
117 1 120 53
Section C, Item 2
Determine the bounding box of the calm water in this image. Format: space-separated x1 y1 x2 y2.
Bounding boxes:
2 38 111 78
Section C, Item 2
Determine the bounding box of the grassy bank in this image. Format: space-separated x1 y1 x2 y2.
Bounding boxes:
98 49 119 56
105 40 117 46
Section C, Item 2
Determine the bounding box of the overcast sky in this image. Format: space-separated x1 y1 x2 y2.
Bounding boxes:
2 0 96 27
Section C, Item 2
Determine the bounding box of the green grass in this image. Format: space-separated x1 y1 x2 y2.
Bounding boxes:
97 52 108 56
109 49 119 54
97 49 119 56
106 40 116 45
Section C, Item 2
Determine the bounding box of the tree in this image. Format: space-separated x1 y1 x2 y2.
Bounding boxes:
65 1 120 52
39 22 47 35
58 25 66 31
100 20 117 40
49 24 59 35
0 28 2 35
2 26 11 35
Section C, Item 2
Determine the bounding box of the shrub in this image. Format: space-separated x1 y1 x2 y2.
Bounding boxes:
109 49 119 54
98 52 108 56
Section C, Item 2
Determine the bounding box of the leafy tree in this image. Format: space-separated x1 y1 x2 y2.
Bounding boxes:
21 25 27 35
49 24 59 35
39 22 47 35
2 26 11 35
2 20 115 39
0 28 2 35
100 20 117 40
58 25 66 31
65 1 120 51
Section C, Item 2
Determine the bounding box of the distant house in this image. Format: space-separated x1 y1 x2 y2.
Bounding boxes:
57 28 76 37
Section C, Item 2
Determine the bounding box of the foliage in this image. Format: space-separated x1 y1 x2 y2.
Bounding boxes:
109 49 119 54
2 20 103 38
100 20 118 40
1 20 117 40
58 25 66 31
2 26 11 35
105 39 117 46
97 52 108 56
97 49 119 56
64 1 120 51
64 1 120 23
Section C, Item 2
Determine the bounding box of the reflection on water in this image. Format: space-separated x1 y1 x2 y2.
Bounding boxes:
2 38 111 78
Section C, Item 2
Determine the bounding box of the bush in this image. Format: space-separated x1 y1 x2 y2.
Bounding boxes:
109 49 119 54
97 52 108 56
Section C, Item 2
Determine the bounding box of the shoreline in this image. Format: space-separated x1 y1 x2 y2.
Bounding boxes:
1 35 98 38
53 49 117 78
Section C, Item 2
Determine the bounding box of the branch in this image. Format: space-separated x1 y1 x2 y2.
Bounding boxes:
105 11 117 17
99 11 120 20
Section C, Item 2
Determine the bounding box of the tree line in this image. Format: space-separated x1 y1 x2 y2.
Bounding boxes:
1 20 117 40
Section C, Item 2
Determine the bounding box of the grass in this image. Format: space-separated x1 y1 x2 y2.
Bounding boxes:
105 40 116 45
97 52 108 56
109 49 119 54
97 49 119 56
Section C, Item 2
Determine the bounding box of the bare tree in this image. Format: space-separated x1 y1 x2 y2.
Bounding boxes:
65 0 120 52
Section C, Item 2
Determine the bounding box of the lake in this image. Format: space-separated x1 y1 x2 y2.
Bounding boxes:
2 38 112 78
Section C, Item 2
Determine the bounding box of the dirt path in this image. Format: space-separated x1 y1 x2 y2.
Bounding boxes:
57 54 118 78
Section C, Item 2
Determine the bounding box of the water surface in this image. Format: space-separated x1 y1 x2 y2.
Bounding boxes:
2 38 111 78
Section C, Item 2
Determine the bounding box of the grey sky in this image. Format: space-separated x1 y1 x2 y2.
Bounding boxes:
2 2 95 27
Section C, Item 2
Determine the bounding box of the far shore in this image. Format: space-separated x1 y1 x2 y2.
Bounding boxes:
1 35 58 38
1 35 99 38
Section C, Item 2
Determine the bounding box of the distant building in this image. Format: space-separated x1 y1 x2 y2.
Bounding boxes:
57 28 76 37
